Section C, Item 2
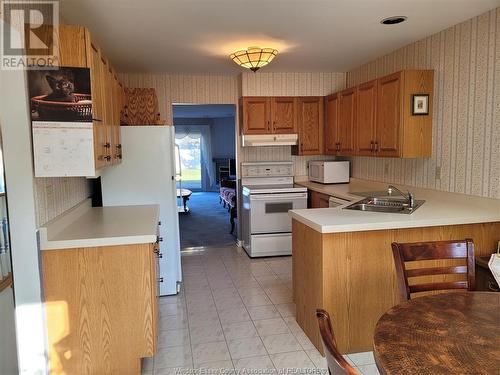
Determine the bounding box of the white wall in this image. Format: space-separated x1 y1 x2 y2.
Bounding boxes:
0 21 48 375
0 287 18 375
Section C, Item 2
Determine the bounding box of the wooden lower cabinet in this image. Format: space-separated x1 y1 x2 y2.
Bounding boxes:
309 190 331 208
42 243 159 375
292 220 500 355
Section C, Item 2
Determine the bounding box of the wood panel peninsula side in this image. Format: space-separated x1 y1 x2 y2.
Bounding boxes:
290 179 500 355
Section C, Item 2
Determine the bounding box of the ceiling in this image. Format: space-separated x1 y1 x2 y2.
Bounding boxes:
60 0 500 74
173 104 236 119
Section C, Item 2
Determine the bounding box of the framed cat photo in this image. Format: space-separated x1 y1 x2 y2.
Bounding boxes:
412 94 429 116
28 67 92 122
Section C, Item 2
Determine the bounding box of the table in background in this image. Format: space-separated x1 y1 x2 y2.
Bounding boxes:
177 188 192 213
373 292 500 375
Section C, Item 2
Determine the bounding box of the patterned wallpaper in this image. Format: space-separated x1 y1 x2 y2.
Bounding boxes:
34 177 91 226
119 74 241 124
347 8 500 199
241 72 346 97
240 72 346 176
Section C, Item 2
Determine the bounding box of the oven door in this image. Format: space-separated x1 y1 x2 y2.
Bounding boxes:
249 192 307 234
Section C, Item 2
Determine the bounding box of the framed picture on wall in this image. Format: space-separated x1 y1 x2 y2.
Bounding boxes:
412 94 429 115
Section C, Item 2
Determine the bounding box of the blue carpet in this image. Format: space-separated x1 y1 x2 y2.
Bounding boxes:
179 192 236 249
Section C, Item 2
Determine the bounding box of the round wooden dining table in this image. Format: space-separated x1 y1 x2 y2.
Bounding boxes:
373 292 500 375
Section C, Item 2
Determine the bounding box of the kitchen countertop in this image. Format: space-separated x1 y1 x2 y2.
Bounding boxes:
39 199 160 250
290 178 500 233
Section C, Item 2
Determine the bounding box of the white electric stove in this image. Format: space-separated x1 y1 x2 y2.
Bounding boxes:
241 162 307 257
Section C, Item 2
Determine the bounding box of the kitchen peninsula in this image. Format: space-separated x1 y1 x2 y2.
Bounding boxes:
289 179 500 354
39 200 160 374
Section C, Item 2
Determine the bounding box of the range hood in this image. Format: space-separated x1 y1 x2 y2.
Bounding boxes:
241 134 298 147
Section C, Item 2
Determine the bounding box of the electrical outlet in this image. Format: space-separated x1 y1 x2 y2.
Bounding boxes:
384 162 390 175
435 166 441 180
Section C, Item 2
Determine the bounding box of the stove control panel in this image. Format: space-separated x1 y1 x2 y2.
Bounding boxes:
241 162 294 178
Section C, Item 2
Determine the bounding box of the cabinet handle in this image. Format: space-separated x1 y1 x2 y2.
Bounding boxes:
104 142 111 148
267 120 270 131
103 155 111 162
158 277 164 283
374 141 379 152
116 144 122 149
336 142 341 152
156 236 163 243
115 154 122 160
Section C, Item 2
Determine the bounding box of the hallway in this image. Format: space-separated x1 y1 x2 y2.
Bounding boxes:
178 192 236 249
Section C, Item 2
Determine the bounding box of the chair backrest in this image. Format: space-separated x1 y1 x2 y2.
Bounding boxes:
391 239 475 301
316 309 360 375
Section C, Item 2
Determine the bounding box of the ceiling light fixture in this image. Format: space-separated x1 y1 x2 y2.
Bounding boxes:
380 16 407 25
230 46 278 72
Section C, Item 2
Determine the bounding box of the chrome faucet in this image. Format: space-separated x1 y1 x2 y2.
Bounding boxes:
387 185 415 208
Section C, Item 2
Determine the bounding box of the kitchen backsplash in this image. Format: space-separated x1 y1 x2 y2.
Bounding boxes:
34 177 91 226
240 146 336 178
347 7 499 199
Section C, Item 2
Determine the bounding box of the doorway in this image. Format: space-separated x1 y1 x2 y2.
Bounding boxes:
173 104 237 249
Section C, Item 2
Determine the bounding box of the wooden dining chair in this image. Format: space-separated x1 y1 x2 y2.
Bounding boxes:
391 239 475 301
316 309 360 375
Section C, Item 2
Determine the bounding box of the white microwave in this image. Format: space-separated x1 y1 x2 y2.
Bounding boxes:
308 161 350 184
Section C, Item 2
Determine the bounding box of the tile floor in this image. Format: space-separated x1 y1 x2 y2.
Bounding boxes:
142 245 380 375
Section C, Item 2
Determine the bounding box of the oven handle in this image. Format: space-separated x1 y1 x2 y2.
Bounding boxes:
250 193 308 201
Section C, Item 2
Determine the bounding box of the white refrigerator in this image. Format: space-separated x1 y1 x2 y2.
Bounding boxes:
101 126 181 296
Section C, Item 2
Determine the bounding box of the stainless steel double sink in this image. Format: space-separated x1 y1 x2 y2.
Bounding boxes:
344 196 425 214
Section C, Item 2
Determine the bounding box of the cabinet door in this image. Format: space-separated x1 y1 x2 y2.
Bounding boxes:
56 25 88 67
296 97 323 155
87 38 107 169
337 88 356 155
310 191 330 208
112 75 122 164
376 72 402 157
99 56 113 166
271 97 296 133
242 97 271 134
324 93 339 155
356 80 377 155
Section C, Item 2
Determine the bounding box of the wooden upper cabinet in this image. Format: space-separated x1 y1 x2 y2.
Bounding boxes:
56 25 88 67
272 97 296 133
356 80 377 155
295 97 324 155
376 71 402 157
87 40 103 120
337 88 356 154
324 93 339 155
241 97 271 134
